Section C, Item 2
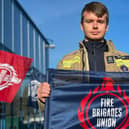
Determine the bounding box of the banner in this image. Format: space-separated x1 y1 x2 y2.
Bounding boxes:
0 51 32 103
44 69 129 129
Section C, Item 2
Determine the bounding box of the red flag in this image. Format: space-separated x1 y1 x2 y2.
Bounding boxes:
0 50 32 103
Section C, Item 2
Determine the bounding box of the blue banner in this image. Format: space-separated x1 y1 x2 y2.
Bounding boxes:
44 69 129 129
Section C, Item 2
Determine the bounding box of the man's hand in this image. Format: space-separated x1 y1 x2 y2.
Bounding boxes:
37 82 51 103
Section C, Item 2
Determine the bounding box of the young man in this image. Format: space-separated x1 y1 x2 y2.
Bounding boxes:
37 2 129 106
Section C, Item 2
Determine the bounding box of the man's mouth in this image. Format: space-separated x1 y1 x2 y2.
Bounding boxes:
91 31 99 35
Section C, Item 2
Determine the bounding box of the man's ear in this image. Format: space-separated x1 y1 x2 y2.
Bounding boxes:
106 25 109 32
80 23 84 31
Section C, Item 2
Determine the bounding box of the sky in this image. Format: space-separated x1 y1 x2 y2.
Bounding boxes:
18 0 129 68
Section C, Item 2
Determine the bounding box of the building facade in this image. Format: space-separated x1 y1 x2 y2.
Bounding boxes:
0 0 50 128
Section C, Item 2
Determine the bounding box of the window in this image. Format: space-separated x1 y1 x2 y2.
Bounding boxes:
22 15 27 57
40 38 44 73
45 44 49 72
35 31 39 69
29 23 34 65
14 3 20 55
4 0 12 49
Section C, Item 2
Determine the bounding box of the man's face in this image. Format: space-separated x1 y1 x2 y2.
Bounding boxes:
81 11 108 41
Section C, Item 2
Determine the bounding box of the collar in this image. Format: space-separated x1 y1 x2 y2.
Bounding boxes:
83 39 108 51
79 39 116 53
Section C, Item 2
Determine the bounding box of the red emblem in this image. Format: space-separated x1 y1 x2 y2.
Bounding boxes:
78 77 129 129
0 50 32 103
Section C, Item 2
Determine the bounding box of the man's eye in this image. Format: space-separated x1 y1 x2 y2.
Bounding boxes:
98 20 105 23
85 20 93 23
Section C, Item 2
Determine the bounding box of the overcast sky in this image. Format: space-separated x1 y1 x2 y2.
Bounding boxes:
18 0 129 68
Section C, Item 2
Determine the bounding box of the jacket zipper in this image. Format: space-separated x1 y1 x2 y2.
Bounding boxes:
92 46 97 71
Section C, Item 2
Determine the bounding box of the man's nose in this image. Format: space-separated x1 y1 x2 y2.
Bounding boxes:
93 22 98 29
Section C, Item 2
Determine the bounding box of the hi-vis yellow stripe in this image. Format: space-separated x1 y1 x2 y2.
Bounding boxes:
63 56 80 68
115 59 129 67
